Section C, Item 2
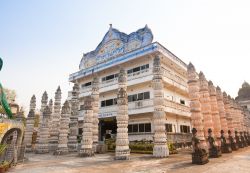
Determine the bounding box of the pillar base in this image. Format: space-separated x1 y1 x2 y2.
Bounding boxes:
153 145 169 158
68 143 78 152
115 149 130 160
221 144 232 153
192 149 209 165
79 148 94 157
209 146 222 158
49 142 58 150
25 146 33 153
35 149 49 154
54 149 68 155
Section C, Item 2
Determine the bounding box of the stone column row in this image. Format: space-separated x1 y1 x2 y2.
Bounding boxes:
49 86 62 152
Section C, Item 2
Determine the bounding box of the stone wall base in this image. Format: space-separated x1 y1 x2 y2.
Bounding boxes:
49 143 58 152
68 143 78 152
79 148 94 157
54 148 68 155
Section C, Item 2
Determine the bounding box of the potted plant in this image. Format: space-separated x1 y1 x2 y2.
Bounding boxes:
0 161 8 173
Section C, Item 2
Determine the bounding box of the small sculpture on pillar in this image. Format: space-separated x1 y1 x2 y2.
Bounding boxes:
235 131 243 148
228 130 238 151
220 130 232 153
208 128 222 158
191 128 209 165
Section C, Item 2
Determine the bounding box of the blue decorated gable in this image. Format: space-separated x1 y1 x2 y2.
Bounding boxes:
79 25 153 70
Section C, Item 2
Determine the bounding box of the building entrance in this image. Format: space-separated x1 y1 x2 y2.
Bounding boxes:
99 117 117 141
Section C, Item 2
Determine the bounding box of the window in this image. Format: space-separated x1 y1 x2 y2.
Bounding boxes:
180 125 190 133
127 91 150 102
180 99 185 105
127 69 133 74
100 98 117 107
138 93 143 100
166 124 172 132
144 92 150 100
132 94 137 101
145 123 151 132
132 124 138 133
133 67 140 73
106 99 113 106
128 123 151 133
128 125 132 133
102 73 118 82
139 124 144 132
101 101 105 107
81 82 92 88
127 64 149 75
80 105 84 110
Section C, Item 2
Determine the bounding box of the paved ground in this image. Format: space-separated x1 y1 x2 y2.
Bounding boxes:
9 147 250 173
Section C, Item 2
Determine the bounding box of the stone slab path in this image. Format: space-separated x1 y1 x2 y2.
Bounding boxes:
9 147 250 173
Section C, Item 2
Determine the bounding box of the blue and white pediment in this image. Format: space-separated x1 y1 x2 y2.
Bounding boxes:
79 24 153 70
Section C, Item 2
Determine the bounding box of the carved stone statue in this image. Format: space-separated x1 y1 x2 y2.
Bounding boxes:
228 130 238 151
247 132 250 145
220 130 232 153
240 132 246 147
235 131 243 148
191 128 209 165
207 128 222 158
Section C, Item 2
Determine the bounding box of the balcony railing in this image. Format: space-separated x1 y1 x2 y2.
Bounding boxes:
127 68 151 81
162 68 188 92
128 99 153 110
164 99 190 115
100 77 118 88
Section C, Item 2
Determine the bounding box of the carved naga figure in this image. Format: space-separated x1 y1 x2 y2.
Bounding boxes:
207 128 222 158
191 128 209 165
0 57 13 119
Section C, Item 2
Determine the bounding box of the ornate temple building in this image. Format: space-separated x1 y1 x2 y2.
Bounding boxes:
235 81 250 133
236 81 250 111
68 25 191 146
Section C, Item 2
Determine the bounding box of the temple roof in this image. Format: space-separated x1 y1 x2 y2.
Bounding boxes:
235 81 250 101
79 24 153 70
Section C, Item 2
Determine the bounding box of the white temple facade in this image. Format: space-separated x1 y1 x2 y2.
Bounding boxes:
69 25 191 143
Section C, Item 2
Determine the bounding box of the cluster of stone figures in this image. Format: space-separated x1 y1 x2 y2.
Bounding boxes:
187 63 250 165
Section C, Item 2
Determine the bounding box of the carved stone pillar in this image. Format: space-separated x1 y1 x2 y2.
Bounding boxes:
223 92 234 137
24 110 35 152
35 91 48 147
152 56 169 158
49 86 62 152
115 68 130 160
36 106 51 153
30 95 36 112
49 99 53 113
91 76 99 152
199 72 214 140
230 98 239 132
55 101 71 155
216 87 228 139
187 63 207 150
68 84 80 152
208 81 221 146
79 96 94 157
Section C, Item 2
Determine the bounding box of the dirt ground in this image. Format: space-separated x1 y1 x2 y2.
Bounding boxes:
9 147 250 173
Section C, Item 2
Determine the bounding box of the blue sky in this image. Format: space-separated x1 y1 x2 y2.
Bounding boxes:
1 0 250 112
